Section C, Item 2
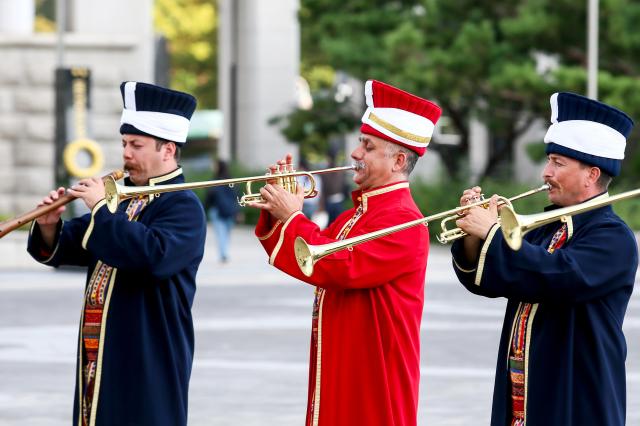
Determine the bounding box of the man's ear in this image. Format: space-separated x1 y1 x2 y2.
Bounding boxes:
586 166 601 187
393 150 408 173
163 142 177 161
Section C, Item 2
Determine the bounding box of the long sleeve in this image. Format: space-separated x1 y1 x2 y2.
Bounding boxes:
256 207 428 290
27 216 92 268
453 217 638 304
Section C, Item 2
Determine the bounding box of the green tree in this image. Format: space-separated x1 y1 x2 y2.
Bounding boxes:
295 0 640 181
154 0 218 108
269 85 360 161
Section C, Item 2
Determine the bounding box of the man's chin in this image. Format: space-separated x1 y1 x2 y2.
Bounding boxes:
128 173 144 186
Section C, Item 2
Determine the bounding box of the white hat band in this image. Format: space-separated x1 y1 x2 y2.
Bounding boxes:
361 107 434 148
120 109 191 143
544 120 626 160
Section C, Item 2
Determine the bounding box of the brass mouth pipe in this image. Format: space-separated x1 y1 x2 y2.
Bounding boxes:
294 184 550 277
103 165 356 213
437 184 550 243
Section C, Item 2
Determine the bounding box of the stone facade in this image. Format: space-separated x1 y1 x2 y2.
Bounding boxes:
0 0 153 217
0 34 152 216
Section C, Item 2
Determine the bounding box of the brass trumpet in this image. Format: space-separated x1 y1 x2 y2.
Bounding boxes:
500 187 640 250
294 184 549 276
104 165 355 213
438 184 550 243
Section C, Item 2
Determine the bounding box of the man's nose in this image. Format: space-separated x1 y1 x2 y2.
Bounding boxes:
351 146 362 160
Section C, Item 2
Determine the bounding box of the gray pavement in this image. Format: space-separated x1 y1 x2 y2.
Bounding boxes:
0 225 639 425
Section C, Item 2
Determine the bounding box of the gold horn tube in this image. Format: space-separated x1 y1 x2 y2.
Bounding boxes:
437 184 550 243
294 184 550 277
500 187 640 251
104 165 355 213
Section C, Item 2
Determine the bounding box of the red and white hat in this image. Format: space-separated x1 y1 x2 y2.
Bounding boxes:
360 80 442 157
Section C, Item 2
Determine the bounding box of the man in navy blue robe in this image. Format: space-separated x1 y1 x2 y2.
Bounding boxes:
451 92 638 426
27 82 206 426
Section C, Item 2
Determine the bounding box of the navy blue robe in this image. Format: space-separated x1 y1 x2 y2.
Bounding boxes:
451 198 637 426
28 169 206 426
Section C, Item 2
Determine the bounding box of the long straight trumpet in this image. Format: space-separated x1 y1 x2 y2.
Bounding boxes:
295 184 549 276
104 165 355 213
500 187 640 251
0 170 125 239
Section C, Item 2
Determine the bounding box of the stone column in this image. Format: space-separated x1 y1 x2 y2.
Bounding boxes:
219 0 300 169
0 0 35 35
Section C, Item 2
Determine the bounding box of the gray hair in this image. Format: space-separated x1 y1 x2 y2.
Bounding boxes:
384 142 418 176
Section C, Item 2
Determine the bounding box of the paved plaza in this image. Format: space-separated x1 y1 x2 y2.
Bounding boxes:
0 226 639 425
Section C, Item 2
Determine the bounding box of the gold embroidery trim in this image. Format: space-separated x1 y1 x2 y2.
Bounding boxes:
453 258 477 273
474 224 500 286
81 199 107 250
258 220 283 241
368 112 431 144
523 303 538 422
312 289 326 426
87 268 118 426
565 215 573 240
148 167 183 185
269 211 302 265
147 168 183 203
505 303 520 370
361 182 409 212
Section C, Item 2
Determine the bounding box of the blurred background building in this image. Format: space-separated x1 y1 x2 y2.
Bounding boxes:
0 0 154 214
2 0 640 229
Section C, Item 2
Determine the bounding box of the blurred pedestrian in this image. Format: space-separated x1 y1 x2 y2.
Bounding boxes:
205 160 239 263
321 153 348 225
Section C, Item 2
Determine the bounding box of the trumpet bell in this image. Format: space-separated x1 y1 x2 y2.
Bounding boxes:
498 205 524 250
294 236 315 277
496 186 640 251
104 176 120 213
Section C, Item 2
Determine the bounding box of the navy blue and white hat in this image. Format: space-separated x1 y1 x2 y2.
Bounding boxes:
119 81 197 144
544 92 633 176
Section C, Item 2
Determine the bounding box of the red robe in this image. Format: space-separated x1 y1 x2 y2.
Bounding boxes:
255 181 428 426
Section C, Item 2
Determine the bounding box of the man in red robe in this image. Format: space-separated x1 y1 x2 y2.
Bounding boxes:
249 80 442 426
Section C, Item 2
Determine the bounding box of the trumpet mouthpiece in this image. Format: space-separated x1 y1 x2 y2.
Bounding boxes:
111 169 126 181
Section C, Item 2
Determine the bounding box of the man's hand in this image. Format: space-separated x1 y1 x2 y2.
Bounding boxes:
251 182 304 222
67 177 105 210
248 153 305 222
36 188 67 227
35 187 67 250
459 186 483 208
455 194 499 239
